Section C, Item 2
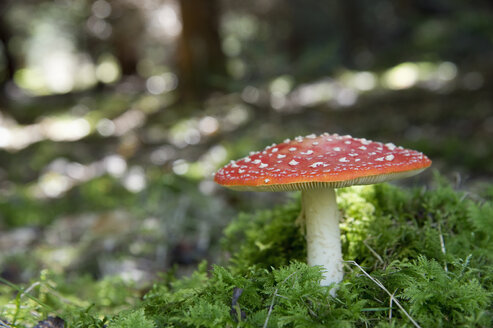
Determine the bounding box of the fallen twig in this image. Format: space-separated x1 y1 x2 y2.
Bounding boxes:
263 271 298 328
344 260 421 328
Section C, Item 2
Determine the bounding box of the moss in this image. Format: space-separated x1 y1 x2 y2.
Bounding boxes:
138 180 493 327
221 198 305 273
108 309 155 328
2 179 493 327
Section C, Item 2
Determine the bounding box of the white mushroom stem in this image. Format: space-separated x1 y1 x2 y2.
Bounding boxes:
302 188 343 291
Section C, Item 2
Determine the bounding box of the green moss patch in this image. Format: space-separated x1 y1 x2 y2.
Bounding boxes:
1 179 493 327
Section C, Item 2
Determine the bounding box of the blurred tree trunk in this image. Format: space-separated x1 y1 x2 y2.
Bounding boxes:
0 0 16 106
0 22 15 83
0 1 16 86
109 3 144 76
177 0 226 101
337 0 366 68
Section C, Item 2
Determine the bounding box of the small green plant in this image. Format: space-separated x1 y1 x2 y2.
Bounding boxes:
108 309 155 328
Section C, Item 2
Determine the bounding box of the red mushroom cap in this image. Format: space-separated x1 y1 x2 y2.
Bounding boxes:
214 133 431 191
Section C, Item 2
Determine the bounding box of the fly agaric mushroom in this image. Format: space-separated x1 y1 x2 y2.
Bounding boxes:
214 133 431 290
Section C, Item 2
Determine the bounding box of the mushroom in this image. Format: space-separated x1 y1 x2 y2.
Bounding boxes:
214 133 431 292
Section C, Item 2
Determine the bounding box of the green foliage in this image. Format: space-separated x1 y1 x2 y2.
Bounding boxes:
395 256 489 327
108 309 155 328
62 307 108 328
222 198 305 272
137 180 493 327
143 261 338 327
0 271 136 328
0 175 134 227
2 178 493 327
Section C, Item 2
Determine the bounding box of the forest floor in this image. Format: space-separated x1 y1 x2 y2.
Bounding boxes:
0 72 492 326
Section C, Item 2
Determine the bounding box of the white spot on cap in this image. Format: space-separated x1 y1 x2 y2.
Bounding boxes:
312 141 319 145
259 163 268 168
264 178 270 183
386 143 396 150
238 169 245 173
344 141 351 144
295 136 303 142
289 147 297 151
306 134 316 139
272 148 279 153
375 157 384 161
301 150 314 155
348 153 358 157
289 160 299 166
277 154 286 159
253 159 261 164
244 158 251 162
310 162 325 168
339 157 350 162
333 147 341 151
385 155 395 161
231 162 239 168
358 146 367 150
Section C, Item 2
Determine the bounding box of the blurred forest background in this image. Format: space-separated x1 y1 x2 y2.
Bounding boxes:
0 0 493 299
